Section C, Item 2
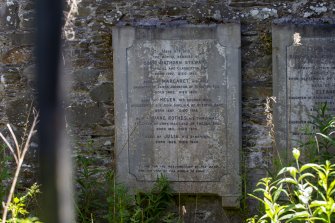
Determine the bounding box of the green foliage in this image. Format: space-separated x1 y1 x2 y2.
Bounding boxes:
248 104 335 222
247 148 335 223
0 144 12 203
104 174 179 223
130 175 176 223
1 113 41 223
6 218 41 223
75 140 179 223
75 142 107 223
105 172 132 223
1 184 42 223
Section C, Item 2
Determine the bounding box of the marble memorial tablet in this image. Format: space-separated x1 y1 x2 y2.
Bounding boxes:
273 19 335 160
113 24 241 207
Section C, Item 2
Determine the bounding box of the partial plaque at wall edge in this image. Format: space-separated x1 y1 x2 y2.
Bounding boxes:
273 18 335 161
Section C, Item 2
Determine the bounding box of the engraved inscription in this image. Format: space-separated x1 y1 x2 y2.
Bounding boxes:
287 38 335 148
127 40 227 182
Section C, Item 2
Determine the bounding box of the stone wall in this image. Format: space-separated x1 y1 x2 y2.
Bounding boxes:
0 0 334 222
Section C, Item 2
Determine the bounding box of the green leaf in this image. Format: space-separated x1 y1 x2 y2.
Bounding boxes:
316 133 335 145
310 200 327 208
298 173 315 182
277 177 298 185
300 163 320 172
278 167 298 177
309 217 328 223
279 208 309 221
291 203 307 210
285 211 310 222
279 213 295 221
327 180 335 196
273 184 284 202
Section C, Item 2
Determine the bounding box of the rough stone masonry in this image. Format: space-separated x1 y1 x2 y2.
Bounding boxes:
1 0 335 222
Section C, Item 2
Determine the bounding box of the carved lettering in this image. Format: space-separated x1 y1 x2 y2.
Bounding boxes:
287 39 335 148
127 39 228 181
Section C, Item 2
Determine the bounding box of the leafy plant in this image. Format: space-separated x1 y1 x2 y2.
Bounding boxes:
0 144 13 203
130 175 176 223
3 183 42 223
75 139 179 223
247 148 335 223
299 103 335 163
105 172 132 223
0 112 42 223
75 144 107 223
103 174 179 223
5 218 41 223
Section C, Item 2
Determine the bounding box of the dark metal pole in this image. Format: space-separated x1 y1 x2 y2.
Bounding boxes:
36 0 74 222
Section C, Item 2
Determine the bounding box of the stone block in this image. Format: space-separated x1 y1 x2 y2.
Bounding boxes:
6 97 34 127
2 46 32 65
67 102 106 127
20 11 35 29
73 68 100 84
90 82 113 103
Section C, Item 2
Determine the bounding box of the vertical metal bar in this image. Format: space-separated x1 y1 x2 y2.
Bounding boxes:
36 0 74 223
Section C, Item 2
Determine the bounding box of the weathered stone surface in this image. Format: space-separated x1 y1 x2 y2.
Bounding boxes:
2 46 33 64
4 1 20 28
73 68 100 84
2 66 21 84
5 97 34 127
22 64 35 81
273 18 335 159
0 3 6 27
10 32 34 45
67 102 106 127
92 125 114 137
89 82 113 103
113 24 241 207
20 11 35 29
21 1 34 11
91 137 114 150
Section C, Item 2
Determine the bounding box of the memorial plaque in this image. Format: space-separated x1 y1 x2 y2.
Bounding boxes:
113 24 241 207
273 19 335 160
